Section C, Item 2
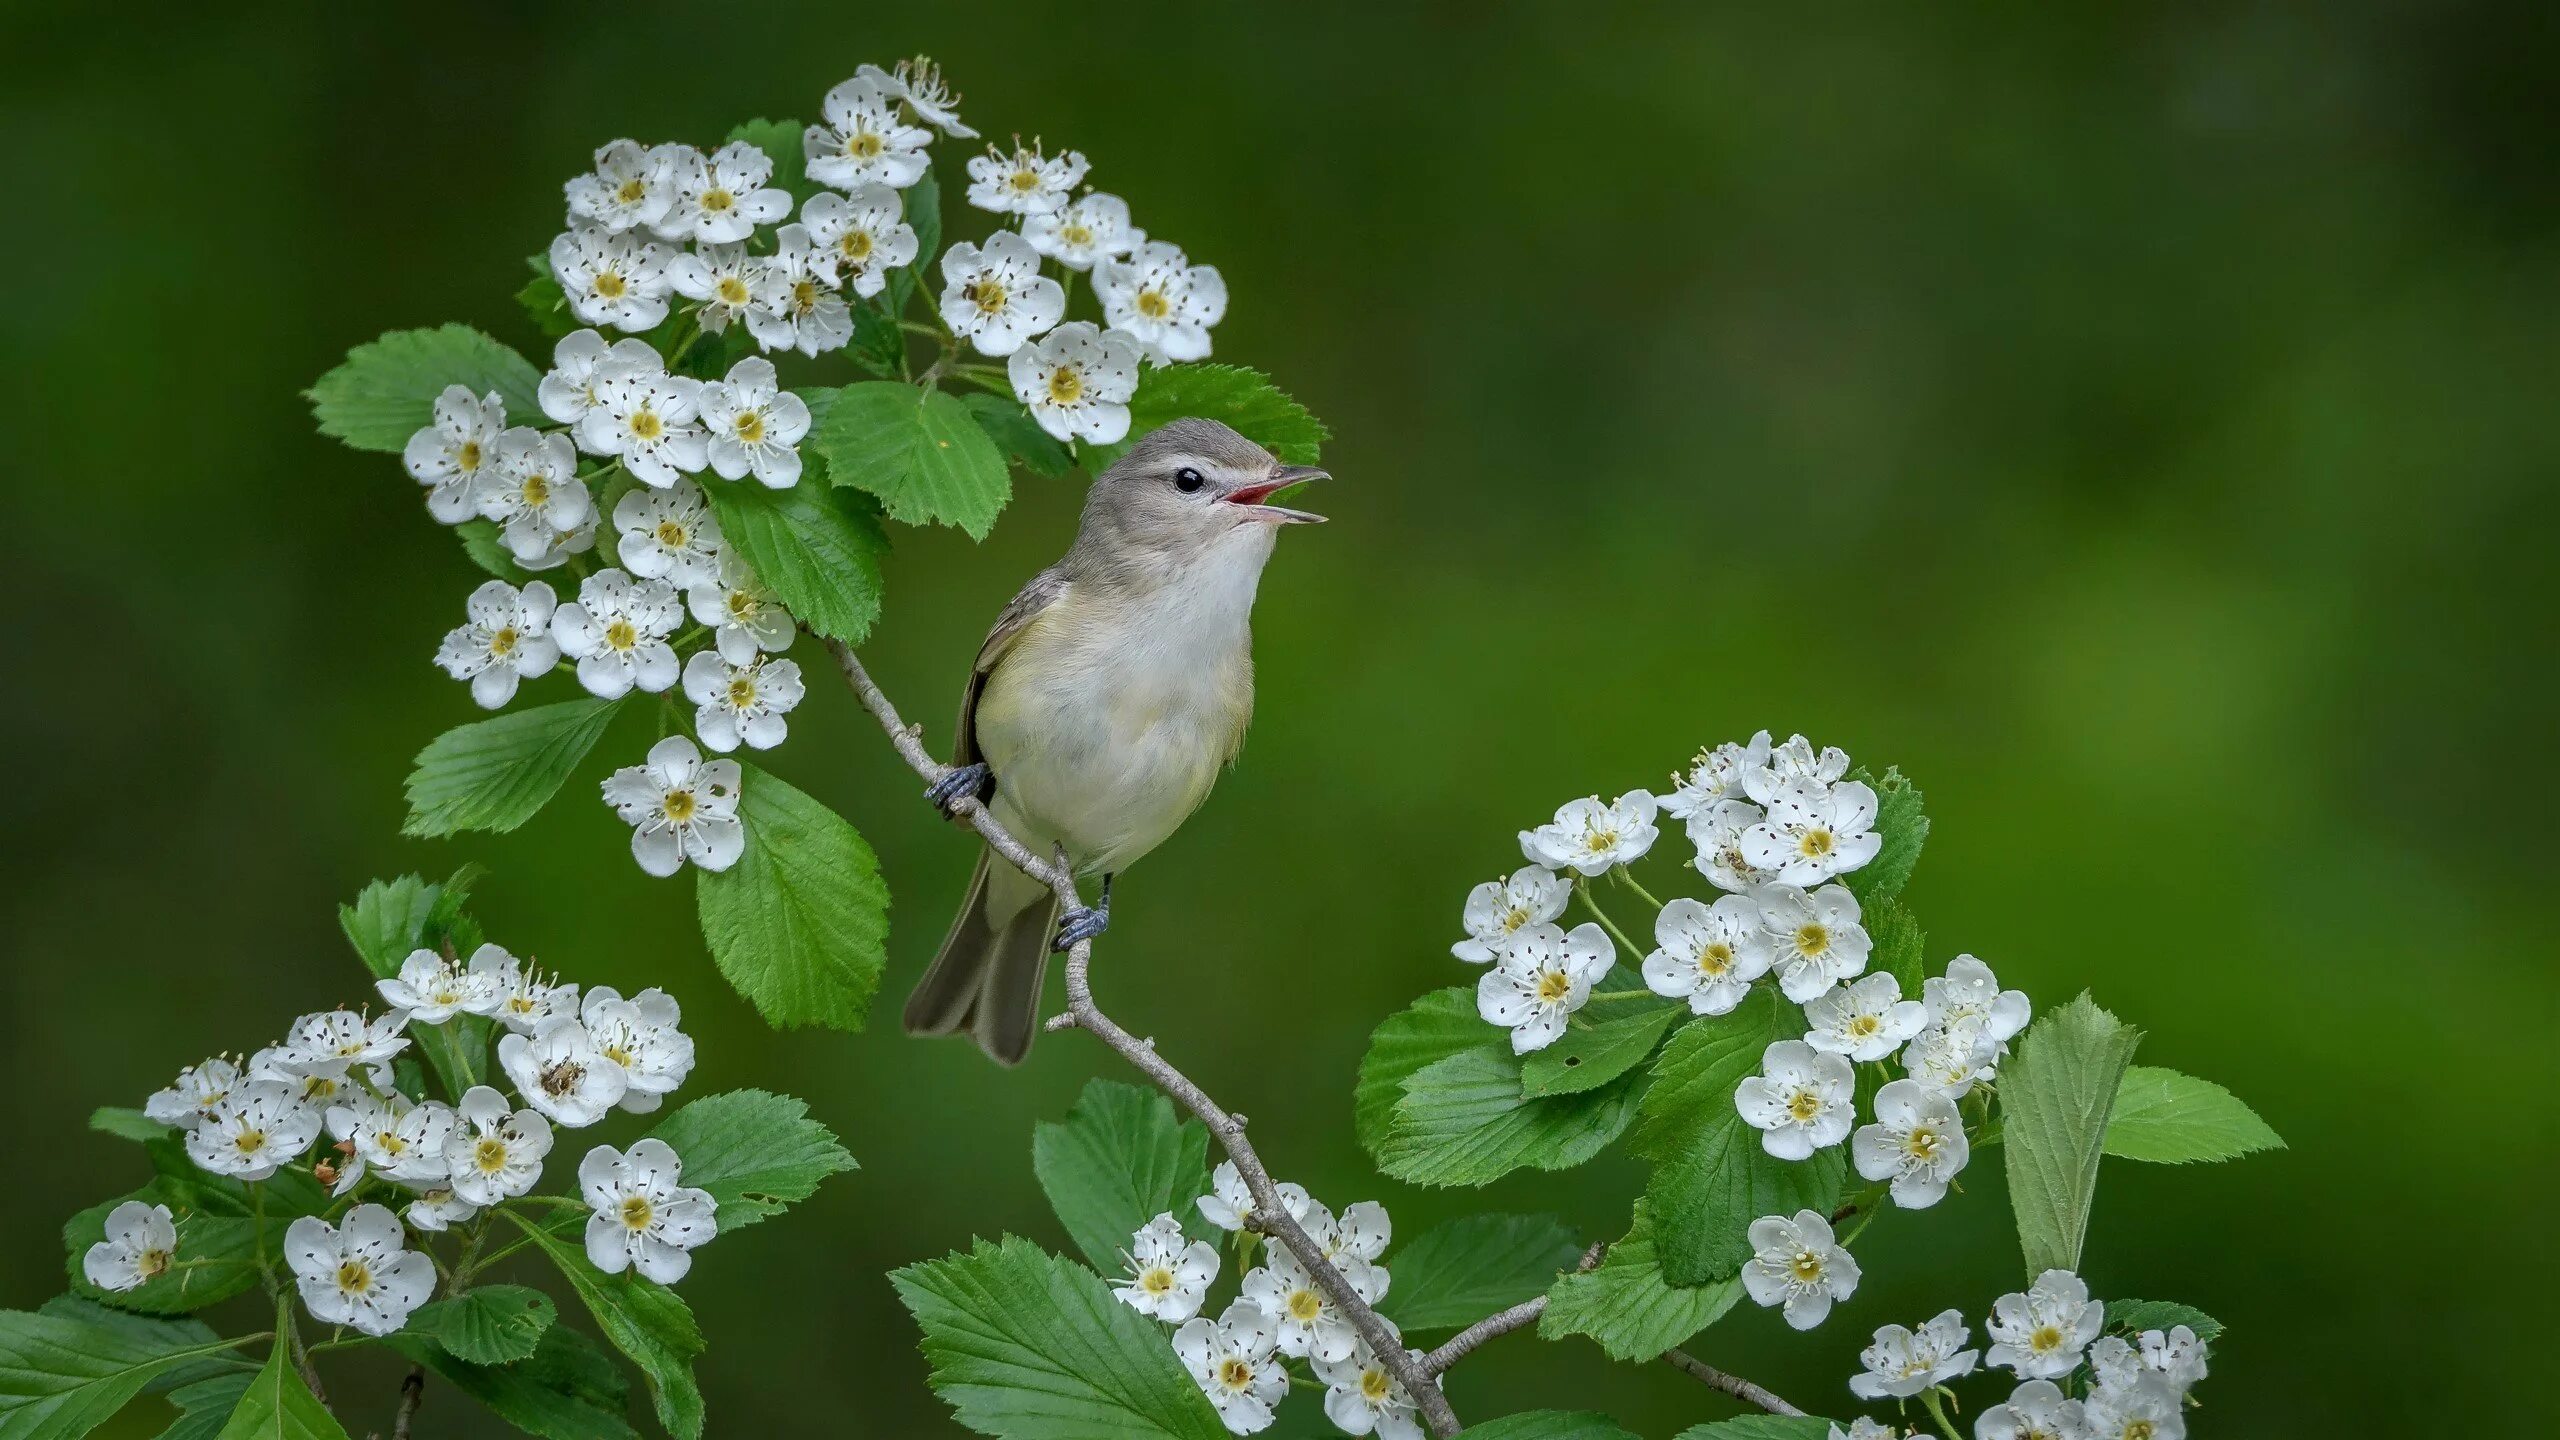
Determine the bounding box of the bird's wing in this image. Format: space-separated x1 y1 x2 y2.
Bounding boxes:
955 566 1069 768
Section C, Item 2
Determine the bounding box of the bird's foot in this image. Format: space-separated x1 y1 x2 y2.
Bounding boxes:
1054 899 1112 952
924 763 991 818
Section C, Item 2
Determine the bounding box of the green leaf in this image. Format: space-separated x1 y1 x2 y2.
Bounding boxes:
697 481 889 645
1378 1214 1582 1333
89 1109 167 1143
1843 766 1926 903
643 1089 856 1232
158 1374 254 1440
211 1329 351 1440
2001 992 2143 1276
338 875 438 978
962 393 1075 479
814 382 1012 538
1457 1413 1640 1440
1356 987 1491 1156
389 1326 636 1440
1032 1080 1214 1271
1867 897 1925 999
517 256 578 342
846 307 905 378
511 1217 705 1440
401 698 626 838
0 1307 246 1440
456 520 534 582
695 766 889 1030
1520 1005 1683 1097
409 1285 555 1365
723 119 810 204
63 1198 263 1315
2103 1299 2224 1346
1670 1420 1838 1440
891 1237 1226 1440
1539 1202 1741 1362
306 325 542 452
887 167 942 312
2103 1066 2282 1164
1634 993 1846 1285
1080 364 1328 472
1377 1048 1644 1188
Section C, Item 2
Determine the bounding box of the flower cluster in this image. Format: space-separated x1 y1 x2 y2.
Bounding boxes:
1109 1164 1427 1438
100 941 720 1334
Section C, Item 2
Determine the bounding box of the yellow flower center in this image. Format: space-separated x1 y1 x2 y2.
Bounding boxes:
656 520 689 548
138 1248 171 1280
717 275 751 305
701 187 734 214
595 271 628 299
1847 1015 1880 1039
727 677 758 708
336 1259 372 1293
1287 1288 1323 1323
621 1195 654 1231
629 409 663 441
1009 168 1040 192
1906 1126 1943 1159
603 1042 632 1066
968 278 1008 315
1136 288 1171 319
840 230 873 261
1584 829 1617 854
1786 1088 1824 1122
735 411 766 443
1796 924 1830 956
1535 971 1574 1004
616 177 647 203
539 1061 584 1096
1799 828 1835 858
1045 366 1084 404
847 131 883 160
2030 1324 2066 1352
791 279 820 312
1216 1357 1253 1390
521 474 551 506
1789 1249 1824 1283
2123 1423 2155 1440
1061 223 1093 248
726 592 758 620
476 1138 509 1174
235 1129 265 1153
457 440 483 470
663 788 697 822
1697 943 1733 977
1500 905 1531 932
603 619 638 652
380 1132 408 1156
1360 1369 1391 1401
1138 1266 1173 1295
490 626 519 656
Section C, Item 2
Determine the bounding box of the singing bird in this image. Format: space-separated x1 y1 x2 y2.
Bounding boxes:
902 418 1329 1063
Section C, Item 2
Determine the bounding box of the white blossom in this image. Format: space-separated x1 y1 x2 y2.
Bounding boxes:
1520 790 1659 875
687 552 795 665
939 230 1065 357
1310 1200 1392 1270
274 1009 412 1076
1025 191 1142 272
805 75 932 191
1902 1018 1996 1100
1113 1213 1219 1323
800 187 916 297
403 1185 479 1234
466 945 578 1034
1742 778 1882 886
1756 883 1871 1002
1451 866 1570 964
539 330 664 430
244 1046 387 1113
497 1016 629 1127
475 429 592 564
1978 1380 2093 1440
578 364 706 487
697 356 811 487
1196 1160 1312 1234
2091 1329 2209 1396
377 947 498 1023
84 1202 176 1293
602 735 745 876
612 479 725 587
403 386 505 523
683 651 804 753
1986 1270 2105 1380
1924 956 2032 1052
746 223 852 357
444 1085 553 1205
656 141 790 245
1662 731 1772 819
1476 921 1613 1054
1642 894 1773 1015
859 56 976 138
1098 241 1227 364
1314 1338 1432 1440
1745 733 1852 803
1830 1423 1901 1440
1686 799 1776 894
146 1057 242 1126
2082 1374 2187 1440
581 1138 718 1284
565 139 679 234
965 139 1089 216
1174 1300 1287 1436
435 579 560 709
285 1204 434 1337
1008 322 1141 444
553 568 682 699
1740 1208 1860 1330
1852 1078 1970 1209
325 1092 454 1192
580 986 696 1112
1850 1309 1978 1399
1734 1039 1855 1159
185 1080 320 1180
665 241 765 334
1805 973 1927 1061
550 225 673 333
1241 1248 1382 1364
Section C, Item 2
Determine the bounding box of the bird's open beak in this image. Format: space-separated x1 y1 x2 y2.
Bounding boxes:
1224 465 1330 524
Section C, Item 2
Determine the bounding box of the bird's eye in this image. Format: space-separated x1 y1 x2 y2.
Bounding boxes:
1173 467 1206 493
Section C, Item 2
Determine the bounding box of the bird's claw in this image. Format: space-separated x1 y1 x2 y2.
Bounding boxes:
1054 901 1111 952
925 763 991 818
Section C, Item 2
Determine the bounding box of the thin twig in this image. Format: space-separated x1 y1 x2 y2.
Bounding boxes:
826 640 1463 1437
1420 1241 1608 1375
1661 1348 1804 1416
391 1366 425 1440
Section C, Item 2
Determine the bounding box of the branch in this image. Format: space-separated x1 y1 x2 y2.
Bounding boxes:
391 1366 425 1440
826 641 1462 1438
1661 1348 1804 1416
1420 1242 1606 1375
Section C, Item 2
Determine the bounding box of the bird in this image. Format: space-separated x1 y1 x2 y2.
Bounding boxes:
901 417 1328 1064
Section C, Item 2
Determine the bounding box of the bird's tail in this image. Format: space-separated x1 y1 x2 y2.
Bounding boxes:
902 848 1059 1066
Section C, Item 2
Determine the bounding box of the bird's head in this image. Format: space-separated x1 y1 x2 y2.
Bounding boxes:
1073 417 1328 579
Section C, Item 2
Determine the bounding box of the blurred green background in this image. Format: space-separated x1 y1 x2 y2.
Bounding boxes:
6 1 2553 1434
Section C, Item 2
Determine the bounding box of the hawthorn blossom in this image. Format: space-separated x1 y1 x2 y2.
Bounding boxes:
697 357 811 486
1113 1213 1218 1322
403 386 505 523
553 568 682 698
1831 1423 1901 1440
1734 1040 1855 1159
146 1057 242 1126
657 141 790 245
602 735 745 876
444 1085 553 1205
1662 731 1772 819
1743 778 1883 886
1196 1160 1312 1235
666 242 765 334
476 430 591 564
1314 1339 1432 1440
860 56 976 138
1986 1270 2105 1380
688 552 795 665
1850 1310 1978 1399
683 652 804 753
435 579 560 709
84 1202 176 1293
285 1205 434 1337
965 138 1088 216
1978 1380 2093 1440
565 139 677 234
550 225 673 333
1805 973 1928 1062
613 481 725 587
1756 883 1871 1002
581 1138 718 1284
939 231 1064 357
404 1185 479 1234
1745 733 1852 803
1686 799 1776 894
539 330 664 430
1740 1208 1860 1330
1924 956 2032 1052
498 1016 629 1127
2083 1374 2187 1440
746 224 852 357
580 986 696 1112
244 1047 384 1112
466 945 578 1035
1025 191 1142 272
1098 241 1227 364
1009 322 1141 444
185 1080 320 1180
1241 1248 1382 1364
1520 790 1659 875
1902 1019 1996 1100
578 365 706 487
324 1092 454 1192
1452 866 1570 964
1852 1079 1971 1208
1311 1200 1392 1271
805 75 932 191
799 187 916 298
1175 1300 1287 1436
1476 921 1613 1054
2091 1329 2210 1395
376 947 498 1023
1642 894 1773 1016
275 1009 411 1076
